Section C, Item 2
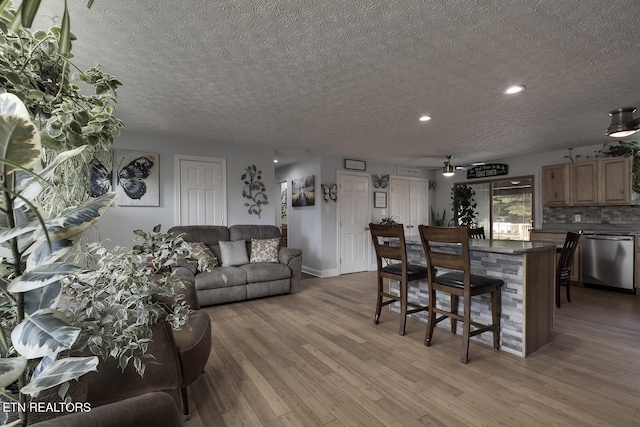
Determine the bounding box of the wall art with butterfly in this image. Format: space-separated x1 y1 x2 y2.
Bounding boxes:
90 149 160 207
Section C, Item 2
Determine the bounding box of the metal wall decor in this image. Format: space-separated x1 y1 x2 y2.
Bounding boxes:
241 164 268 218
371 174 389 188
321 183 337 202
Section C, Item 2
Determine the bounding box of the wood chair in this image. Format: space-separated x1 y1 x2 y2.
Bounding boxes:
556 231 582 308
469 226 486 239
369 223 429 335
418 225 504 363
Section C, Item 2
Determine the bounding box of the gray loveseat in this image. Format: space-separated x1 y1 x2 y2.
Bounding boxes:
168 225 302 307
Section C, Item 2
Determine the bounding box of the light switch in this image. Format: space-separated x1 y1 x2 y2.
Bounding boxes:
381 210 386 216
574 214 581 222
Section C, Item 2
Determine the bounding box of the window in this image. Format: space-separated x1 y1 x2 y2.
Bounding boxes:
458 176 534 240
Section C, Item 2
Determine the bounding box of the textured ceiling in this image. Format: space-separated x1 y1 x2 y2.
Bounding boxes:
34 0 640 167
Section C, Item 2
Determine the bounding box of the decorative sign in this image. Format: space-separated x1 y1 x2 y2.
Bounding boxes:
397 166 421 177
344 159 366 171
467 163 509 179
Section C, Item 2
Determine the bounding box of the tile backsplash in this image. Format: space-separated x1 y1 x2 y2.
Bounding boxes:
543 206 640 225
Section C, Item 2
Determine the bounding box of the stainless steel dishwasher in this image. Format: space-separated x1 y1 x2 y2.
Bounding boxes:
581 234 634 290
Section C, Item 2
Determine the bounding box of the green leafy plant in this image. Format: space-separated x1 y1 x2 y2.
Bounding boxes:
430 207 447 226
595 140 640 193
451 184 478 227
241 165 268 218
0 93 117 426
379 216 398 225
0 2 124 215
62 226 192 377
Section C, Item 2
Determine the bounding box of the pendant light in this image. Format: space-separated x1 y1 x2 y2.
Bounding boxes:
443 156 455 177
607 108 640 138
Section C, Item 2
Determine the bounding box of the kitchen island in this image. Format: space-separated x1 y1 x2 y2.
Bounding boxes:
389 238 557 357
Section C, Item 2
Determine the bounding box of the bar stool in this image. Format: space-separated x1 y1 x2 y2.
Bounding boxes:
556 231 582 307
418 225 504 363
369 223 429 335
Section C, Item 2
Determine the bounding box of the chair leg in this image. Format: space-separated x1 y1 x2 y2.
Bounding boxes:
556 279 561 308
374 276 383 324
492 288 501 350
566 279 571 303
399 279 407 336
425 287 437 346
461 296 471 364
180 386 190 421
450 294 459 334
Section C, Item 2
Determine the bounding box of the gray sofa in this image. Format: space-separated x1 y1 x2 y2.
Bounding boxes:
168 225 302 307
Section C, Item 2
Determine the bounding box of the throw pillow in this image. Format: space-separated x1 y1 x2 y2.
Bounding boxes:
250 238 280 263
188 242 218 272
219 240 250 266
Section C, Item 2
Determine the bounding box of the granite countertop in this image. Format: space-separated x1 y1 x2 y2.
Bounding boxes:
404 236 556 255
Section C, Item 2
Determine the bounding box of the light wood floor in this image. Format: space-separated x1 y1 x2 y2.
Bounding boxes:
186 272 640 426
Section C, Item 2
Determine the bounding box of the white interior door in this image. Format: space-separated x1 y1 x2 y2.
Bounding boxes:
175 155 226 226
390 178 410 235
409 180 428 236
339 172 370 274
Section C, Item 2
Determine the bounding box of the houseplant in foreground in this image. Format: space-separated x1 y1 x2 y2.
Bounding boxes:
0 93 116 426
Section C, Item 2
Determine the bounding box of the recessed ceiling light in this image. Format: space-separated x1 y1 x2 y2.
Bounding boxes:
504 85 525 95
274 159 278 163
419 115 431 122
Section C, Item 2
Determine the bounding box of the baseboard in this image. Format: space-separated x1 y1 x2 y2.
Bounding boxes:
302 266 340 278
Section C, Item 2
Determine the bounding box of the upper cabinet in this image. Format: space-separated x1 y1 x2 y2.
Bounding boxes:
570 160 599 205
600 156 632 204
542 156 633 206
541 164 570 206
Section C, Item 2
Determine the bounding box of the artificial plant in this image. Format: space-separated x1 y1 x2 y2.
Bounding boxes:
430 207 447 226
0 1 124 216
62 225 192 377
0 93 117 426
450 184 478 227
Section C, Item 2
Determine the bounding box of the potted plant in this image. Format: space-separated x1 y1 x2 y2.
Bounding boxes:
430 207 447 226
0 93 117 426
379 216 398 225
450 184 478 227
62 226 193 377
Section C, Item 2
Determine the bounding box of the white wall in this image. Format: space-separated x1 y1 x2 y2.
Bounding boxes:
433 144 603 228
95 131 276 248
277 156 433 276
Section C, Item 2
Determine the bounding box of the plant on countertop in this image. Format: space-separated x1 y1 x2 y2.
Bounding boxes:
241 164 268 218
595 140 640 193
450 184 478 227
62 225 192 377
0 1 124 215
379 216 398 225
0 93 117 427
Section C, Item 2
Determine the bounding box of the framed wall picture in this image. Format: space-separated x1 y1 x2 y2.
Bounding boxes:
374 191 387 208
113 149 160 206
291 175 315 206
344 158 366 171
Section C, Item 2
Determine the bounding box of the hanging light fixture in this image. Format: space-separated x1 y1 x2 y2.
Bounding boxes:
443 155 455 177
606 108 640 138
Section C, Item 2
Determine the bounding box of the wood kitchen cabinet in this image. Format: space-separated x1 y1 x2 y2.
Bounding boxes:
541 164 570 206
600 156 632 204
570 160 599 205
542 156 633 206
530 231 581 283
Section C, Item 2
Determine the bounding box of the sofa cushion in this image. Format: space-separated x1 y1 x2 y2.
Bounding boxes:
250 238 280 263
219 240 250 266
194 266 247 290
240 262 291 283
187 242 218 272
